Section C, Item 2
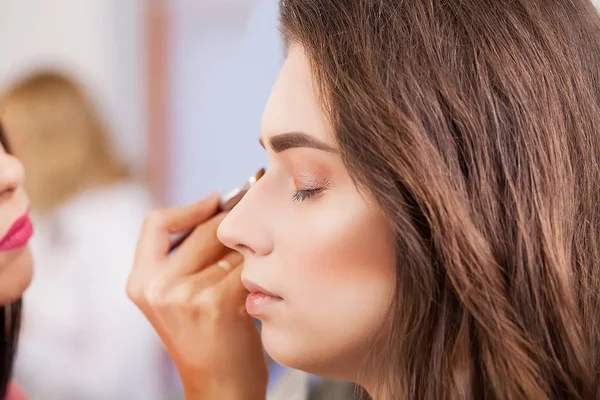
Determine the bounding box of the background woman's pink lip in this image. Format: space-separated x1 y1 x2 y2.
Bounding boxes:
0 209 34 251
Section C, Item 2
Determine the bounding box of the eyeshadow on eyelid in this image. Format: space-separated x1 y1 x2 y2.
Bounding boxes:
294 173 331 189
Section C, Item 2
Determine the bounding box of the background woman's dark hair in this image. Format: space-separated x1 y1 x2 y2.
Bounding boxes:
0 122 23 397
281 0 600 398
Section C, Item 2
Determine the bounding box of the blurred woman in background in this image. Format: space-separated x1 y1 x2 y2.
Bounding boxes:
0 121 31 400
0 71 167 400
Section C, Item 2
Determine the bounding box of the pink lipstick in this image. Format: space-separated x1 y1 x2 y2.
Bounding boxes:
0 209 33 252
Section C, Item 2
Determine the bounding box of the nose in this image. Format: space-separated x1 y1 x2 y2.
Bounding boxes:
217 182 273 257
0 148 25 200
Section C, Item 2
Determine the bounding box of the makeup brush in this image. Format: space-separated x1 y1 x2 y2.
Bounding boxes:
168 168 265 252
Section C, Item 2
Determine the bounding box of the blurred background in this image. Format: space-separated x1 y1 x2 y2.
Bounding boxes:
0 0 279 205
0 0 598 399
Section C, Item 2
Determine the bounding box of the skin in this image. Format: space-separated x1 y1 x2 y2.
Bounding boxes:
0 141 33 305
217 45 397 382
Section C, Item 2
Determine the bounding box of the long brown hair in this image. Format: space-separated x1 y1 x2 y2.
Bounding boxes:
0 71 130 214
281 0 600 398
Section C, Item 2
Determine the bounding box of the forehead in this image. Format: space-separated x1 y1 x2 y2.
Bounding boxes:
260 46 332 142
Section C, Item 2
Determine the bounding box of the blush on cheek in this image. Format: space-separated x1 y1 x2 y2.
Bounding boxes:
266 200 395 377
298 201 395 288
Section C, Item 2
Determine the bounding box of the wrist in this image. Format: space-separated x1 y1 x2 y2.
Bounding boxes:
183 385 263 400
182 378 265 400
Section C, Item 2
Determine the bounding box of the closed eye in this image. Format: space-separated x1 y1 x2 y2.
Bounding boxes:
292 188 324 202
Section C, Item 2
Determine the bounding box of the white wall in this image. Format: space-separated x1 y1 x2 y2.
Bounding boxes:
0 0 147 170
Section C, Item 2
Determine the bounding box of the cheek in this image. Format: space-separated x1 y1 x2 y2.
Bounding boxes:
262 196 396 375
0 248 33 305
276 197 396 337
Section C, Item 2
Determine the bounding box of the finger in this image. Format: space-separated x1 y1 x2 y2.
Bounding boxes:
178 251 244 290
195 251 244 284
219 262 248 306
187 260 246 319
136 193 221 261
162 193 222 234
171 212 229 275
176 253 244 306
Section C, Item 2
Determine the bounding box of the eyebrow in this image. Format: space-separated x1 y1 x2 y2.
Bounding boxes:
259 132 337 153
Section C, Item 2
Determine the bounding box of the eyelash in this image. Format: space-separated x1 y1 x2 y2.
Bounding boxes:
292 188 324 202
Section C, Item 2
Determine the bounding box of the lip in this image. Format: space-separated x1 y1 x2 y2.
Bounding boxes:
242 278 282 317
0 208 34 252
241 278 280 298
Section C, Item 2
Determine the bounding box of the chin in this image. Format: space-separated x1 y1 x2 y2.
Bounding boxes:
261 322 359 381
0 247 33 305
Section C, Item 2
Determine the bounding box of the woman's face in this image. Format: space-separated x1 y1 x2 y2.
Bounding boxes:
218 46 396 381
0 139 33 305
